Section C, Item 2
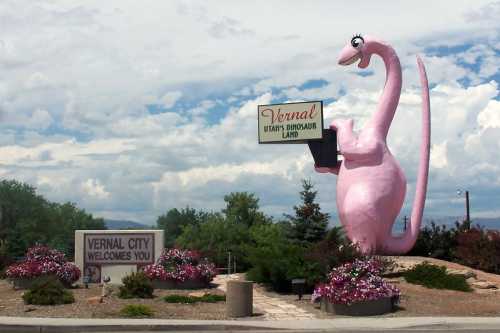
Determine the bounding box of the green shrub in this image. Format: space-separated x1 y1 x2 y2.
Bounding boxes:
120 304 154 318
163 293 226 303
118 272 154 299
403 262 472 292
22 276 75 305
163 295 196 303
199 294 225 303
245 223 306 292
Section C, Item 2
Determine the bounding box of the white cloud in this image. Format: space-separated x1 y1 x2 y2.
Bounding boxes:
28 109 53 130
82 178 110 199
430 142 448 169
478 99 500 129
160 91 183 109
0 0 499 224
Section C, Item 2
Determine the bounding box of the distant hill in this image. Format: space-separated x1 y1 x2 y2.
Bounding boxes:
103 219 154 230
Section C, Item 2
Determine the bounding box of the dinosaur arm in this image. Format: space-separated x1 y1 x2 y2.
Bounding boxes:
314 161 342 175
333 119 381 161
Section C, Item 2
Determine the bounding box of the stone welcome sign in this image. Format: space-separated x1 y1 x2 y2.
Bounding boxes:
84 233 154 264
75 229 163 284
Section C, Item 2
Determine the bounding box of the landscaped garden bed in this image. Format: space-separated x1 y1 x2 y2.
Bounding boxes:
0 279 227 319
253 256 500 318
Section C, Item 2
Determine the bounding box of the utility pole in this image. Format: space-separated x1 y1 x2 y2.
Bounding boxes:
457 189 471 230
227 251 231 276
465 190 471 230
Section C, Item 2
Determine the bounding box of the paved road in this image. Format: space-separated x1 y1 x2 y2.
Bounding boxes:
2 316 500 332
92 328 500 333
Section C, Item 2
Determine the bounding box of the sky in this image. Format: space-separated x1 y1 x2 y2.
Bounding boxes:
0 0 499 225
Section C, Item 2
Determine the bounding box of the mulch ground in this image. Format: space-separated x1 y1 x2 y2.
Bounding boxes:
0 281 227 319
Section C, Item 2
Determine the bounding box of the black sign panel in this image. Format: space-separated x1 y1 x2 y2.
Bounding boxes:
308 129 338 168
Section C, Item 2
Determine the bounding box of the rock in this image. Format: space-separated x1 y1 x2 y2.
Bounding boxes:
466 277 477 284
101 284 115 297
472 281 497 289
188 291 206 298
447 269 476 279
24 307 36 312
87 296 103 304
383 263 413 276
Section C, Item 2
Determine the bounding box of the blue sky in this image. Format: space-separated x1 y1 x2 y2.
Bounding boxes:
0 1 499 225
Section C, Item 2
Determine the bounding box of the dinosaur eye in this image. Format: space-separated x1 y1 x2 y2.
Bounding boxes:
351 35 364 49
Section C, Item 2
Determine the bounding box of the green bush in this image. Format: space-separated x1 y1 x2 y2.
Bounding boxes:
245 223 305 292
118 272 154 299
403 262 472 292
120 304 154 317
163 293 225 303
246 223 363 293
163 295 196 303
304 227 363 283
199 294 225 303
22 276 75 305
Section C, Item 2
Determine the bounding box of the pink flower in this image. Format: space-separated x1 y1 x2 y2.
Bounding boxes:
143 248 217 283
6 245 80 285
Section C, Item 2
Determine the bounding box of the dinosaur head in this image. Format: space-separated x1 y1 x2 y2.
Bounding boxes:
338 34 374 69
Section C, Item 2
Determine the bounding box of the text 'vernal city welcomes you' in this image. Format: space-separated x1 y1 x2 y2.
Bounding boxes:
84 233 154 264
258 101 323 143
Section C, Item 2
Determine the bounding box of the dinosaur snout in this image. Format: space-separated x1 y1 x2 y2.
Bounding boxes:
338 45 362 66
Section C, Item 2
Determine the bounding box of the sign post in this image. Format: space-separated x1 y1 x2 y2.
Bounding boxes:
258 101 337 167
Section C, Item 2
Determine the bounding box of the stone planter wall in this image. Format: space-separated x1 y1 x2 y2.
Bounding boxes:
152 279 209 290
321 297 394 316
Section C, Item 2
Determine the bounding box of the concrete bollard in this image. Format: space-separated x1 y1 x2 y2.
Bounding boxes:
226 280 253 318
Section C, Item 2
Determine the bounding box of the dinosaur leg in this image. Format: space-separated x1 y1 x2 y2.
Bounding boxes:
338 183 380 254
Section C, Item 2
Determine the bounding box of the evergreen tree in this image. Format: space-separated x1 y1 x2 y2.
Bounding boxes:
286 179 329 244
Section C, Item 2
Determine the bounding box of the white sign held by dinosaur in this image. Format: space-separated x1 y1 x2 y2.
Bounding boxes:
258 101 323 143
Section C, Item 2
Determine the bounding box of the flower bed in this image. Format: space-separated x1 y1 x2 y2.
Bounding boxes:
313 259 400 316
143 248 216 289
6 245 80 288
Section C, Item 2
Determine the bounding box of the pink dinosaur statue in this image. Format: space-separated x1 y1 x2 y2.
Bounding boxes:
315 35 430 254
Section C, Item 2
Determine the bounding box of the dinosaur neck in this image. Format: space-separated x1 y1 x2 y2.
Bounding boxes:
367 45 402 140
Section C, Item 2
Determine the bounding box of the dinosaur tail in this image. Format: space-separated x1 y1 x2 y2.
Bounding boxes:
382 55 431 255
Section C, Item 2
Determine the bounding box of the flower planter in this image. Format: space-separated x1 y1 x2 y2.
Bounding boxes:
152 279 209 290
321 297 395 316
